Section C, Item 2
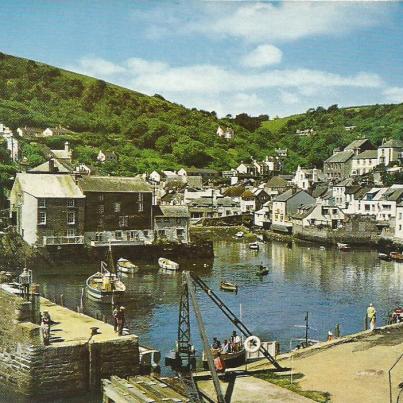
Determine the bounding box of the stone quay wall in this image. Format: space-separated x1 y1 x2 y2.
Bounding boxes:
0 290 139 399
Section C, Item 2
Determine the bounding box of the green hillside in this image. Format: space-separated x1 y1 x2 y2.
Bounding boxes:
0 51 402 186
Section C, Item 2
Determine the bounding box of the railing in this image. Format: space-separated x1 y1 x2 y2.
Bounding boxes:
88 230 154 247
43 236 84 246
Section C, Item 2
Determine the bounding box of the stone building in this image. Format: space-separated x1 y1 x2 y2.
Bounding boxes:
78 176 153 246
153 205 190 243
9 173 85 246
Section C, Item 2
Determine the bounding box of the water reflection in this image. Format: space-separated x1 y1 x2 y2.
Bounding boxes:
33 240 402 377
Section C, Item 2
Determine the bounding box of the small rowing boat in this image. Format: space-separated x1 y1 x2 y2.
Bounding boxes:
256 265 269 276
235 231 244 238
202 348 245 370
378 253 392 262
220 281 238 292
158 257 180 272
117 258 138 273
390 251 403 262
249 242 259 250
337 243 350 251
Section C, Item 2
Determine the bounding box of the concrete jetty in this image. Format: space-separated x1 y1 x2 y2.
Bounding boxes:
0 287 141 399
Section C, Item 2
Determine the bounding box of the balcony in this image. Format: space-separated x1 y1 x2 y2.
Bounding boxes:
43 236 84 246
86 229 154 247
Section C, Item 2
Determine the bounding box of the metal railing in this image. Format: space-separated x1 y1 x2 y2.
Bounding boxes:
43 235 84 246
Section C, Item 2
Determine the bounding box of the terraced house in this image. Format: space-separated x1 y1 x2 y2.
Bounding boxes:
9 173 85 246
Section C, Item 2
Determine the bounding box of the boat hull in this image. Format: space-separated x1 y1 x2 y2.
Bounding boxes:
202 349 245 370
86 286 125 304
220 282 238 292
158 257 179 272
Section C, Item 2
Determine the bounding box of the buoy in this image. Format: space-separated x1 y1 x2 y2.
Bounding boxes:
244 335 261 353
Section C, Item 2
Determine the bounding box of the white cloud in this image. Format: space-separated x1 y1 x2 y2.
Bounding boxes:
383 87 403 103
66 56 389 116
280 91 299 105
242 44 282 68
69 57 125 77
186 2 389 43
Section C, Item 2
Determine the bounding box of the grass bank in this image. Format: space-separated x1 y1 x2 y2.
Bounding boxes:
190 225 257 243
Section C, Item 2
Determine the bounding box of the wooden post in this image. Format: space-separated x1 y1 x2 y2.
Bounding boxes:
335 323 340 337
364 315 368 330
60 294 64 307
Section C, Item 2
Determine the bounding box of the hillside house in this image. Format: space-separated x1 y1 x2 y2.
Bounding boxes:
9 173 85 246
254 201 271 228
324 150 354 181
28 158 73 174
344 138 374 155
395 203 403 241
236 162 257 176
153 205 190 244
351 150 378 176
377 139 403 166
217 126 235 139
78 176 153 246
271 189 315 233
51 142 73 163
264 176 289 197
184 168 219 181
291 203 345 229
292 166 321 190
97 150 118 163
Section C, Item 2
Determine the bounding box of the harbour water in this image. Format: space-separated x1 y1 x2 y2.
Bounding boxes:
34 240 402 375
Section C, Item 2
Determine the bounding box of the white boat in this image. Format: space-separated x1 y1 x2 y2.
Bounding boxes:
86 246 126 304
249 242 259 250
235 231 244 238
337 243 351 251
117 258 138 273
158 257 179 272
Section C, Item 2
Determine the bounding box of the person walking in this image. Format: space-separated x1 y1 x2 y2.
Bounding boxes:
113 305 119 332
367 303 376 331
116 306 126 336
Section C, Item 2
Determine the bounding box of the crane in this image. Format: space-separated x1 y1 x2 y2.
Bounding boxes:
166 271 282 403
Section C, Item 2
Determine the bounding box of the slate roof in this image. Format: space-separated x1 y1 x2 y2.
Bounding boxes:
290 205 316 219
14 173 84 198
335 177 355 187
29 159 72 173
222 186 245 197
155 206 190 218
386 188 403 202
312 185 328 198
266 176 288 188
353 150 378 159
273 189 300 202
79 176 152 192
380 139 403 148
324 150 354 163
241 190 255 200
344 138 371 150
187 175 203 189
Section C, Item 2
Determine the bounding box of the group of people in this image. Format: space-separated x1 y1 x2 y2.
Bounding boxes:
211 331 242 354
113 305 126 335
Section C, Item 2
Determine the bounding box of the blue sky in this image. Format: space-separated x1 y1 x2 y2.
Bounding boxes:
0 1 403 117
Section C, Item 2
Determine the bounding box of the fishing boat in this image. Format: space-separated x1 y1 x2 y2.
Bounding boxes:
256 266 269 276
220 281 238 292
249 242 259 250
116 258 138 273
235 231 244 238
158 257 180 272
337 242 351 251
378 253 392 262
202 348 245 370
86 246 126 304
389 251 403 262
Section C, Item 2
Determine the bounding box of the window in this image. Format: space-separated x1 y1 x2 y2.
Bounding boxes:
114 202 121 213
38 211 46 225
67 199 75 208
365 205 370 211
67 211 76 224
66 228 75 237
119 215 128 228
38 198 46 208
115 230 123 240
138 193 144 212
98 194 104 201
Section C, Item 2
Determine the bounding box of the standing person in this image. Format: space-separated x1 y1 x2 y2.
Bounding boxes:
116 306 126 336
231 331 241 352
41 311 51 345
112 305 119 332
367 303 376 331
19 268 31 300
214 352 226 373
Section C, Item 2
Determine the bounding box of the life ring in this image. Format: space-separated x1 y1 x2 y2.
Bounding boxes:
244 335 261 353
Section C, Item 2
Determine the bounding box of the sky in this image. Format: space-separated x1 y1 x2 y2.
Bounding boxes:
0 1 403 117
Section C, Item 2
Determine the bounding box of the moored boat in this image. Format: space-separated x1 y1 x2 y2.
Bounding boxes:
220 281 238 292
235 231 244 238
117 258 138 273
337 243 350 251
249 242 259 250
389 251 403 262
86 246 126 304
158 257 180 272
378 253 392 261
256 265 269 276
202 348 245 370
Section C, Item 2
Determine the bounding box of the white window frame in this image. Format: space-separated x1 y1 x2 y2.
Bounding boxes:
38 198 46 208
119 215 128 228
67 211 76 225
67 199 75 208
114 202 121 213
38 211 46 225
66 228 76 237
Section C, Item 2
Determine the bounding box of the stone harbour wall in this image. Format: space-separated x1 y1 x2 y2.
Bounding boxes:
0 289 140 399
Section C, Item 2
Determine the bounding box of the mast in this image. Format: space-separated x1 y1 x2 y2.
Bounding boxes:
107 242 115 274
